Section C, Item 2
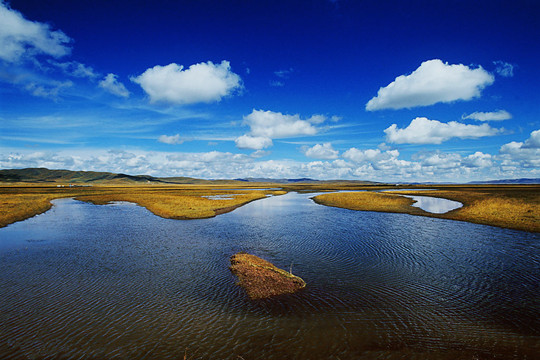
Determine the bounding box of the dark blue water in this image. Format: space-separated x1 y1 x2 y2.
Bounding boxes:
0 193 538 359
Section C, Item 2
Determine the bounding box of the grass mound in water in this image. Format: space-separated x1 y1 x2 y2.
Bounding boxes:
230 253 306 300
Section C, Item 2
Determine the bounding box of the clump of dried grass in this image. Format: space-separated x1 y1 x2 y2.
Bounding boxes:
230 253 306 300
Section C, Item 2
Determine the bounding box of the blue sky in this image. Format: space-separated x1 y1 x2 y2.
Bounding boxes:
1 0 539 181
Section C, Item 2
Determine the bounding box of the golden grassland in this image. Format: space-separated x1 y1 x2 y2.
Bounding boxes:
1 183 538 232
0 185 285 228
313 185 540 233
229 252 306 299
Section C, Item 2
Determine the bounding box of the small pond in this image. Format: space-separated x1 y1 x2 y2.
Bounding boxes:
402 194 463 213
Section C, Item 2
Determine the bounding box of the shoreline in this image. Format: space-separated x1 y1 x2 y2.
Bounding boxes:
312 187 539 233
1 184 538 232
0 186 285 228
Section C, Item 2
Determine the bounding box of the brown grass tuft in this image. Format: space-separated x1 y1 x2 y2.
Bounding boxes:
230 253 306 300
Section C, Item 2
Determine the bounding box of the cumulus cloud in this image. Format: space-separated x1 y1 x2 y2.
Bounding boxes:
523 129 540 149
499 130 540 169
99 73 130 98
0 1 71 62
493 61 515 77
462 110 512 122
235 135 273 150
131 60 242 105
302 143 339 159
462 152 492 168
384 117 502 144
243 110 321 138
158 134 183 145
366 59 494 111
235 110 327 150
343 148 399 163
413 151 462 169
1 146 537 182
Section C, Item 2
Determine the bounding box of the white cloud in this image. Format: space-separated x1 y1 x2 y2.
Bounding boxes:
0 1 71 62
1 145 538 183
24 79 72 100
499 130 540 169
384 117 502 144
158 134 183 145
235 135 273 150
413 151 462 169
242 110 321 138
308 114 328 124
131 60 242 105
49 60 97 78
366 59 494 111
302 143 339 159
493 61 515 77
99 73 130 98
251 150 271 158
462 110 512 121
523 129 540 149
462 152 492 168
343 148 399 164
235 110 327 150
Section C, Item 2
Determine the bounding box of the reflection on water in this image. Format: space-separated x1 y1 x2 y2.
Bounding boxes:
202 194 237 200
0 194 538 359
403 195 463 213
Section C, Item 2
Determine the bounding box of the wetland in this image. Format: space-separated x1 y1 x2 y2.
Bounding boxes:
0 188 539 359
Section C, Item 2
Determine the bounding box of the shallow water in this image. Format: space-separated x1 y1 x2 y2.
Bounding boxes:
402 195 463 213
0 193 538 359
202 194 238 200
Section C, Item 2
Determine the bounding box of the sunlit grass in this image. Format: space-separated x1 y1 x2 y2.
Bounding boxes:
0 194 58 228
313 191 417 213
313 186 540 232
2 184 538 232
390 188 539 232
77 189 271 219
0 185 285 227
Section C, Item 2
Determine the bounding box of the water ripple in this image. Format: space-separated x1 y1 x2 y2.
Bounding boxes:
0 195 538 359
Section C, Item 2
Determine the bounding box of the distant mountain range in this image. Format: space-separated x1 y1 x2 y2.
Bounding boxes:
0 168 243 185
0 168 538 185
0 168 381 185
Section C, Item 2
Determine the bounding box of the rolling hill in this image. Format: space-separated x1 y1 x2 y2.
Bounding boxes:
0 168 237 185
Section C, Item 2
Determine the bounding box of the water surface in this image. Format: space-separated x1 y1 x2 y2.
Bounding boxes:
402 194 463 213
0 193 538 359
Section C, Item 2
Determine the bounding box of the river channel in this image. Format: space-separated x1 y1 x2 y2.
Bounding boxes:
0 192 538 359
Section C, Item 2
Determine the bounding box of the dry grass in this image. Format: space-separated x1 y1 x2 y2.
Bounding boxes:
313 191 418 214
313 186 540 233
77 189 270 220
2 183 538 232
0 185 285 228
230 252 306 299
0 194 58 228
